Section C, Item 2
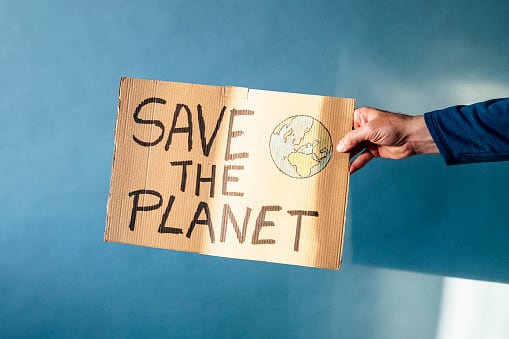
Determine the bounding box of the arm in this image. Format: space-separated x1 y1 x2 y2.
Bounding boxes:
424 98 509 165
337 98 509 173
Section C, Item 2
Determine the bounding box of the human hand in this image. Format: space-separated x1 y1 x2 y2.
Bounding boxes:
336 107 439 173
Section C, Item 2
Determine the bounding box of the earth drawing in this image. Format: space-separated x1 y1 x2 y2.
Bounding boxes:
269 115 333 179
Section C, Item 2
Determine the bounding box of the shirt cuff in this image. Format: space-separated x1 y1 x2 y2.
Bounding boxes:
424 111 456 165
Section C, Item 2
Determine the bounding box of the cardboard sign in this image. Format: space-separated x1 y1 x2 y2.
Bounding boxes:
105 77 354 269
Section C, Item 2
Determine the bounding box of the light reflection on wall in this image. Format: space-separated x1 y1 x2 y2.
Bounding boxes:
436 278 509 339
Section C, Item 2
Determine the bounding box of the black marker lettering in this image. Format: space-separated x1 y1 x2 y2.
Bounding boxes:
287 210 319 251
252 205 282 245
225 109 254 161
198 104 226 156
220 204 252 243
158 195 183 234
186 201 215 243
165 103 193 152
128 189 163 231
222 165 244 197
132 97 166 147
195 164 216 198
170 160 193 192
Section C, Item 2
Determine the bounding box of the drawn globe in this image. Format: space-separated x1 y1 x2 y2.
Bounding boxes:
269 115 333 179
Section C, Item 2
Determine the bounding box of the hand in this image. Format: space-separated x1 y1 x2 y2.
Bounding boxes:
336 107 439 174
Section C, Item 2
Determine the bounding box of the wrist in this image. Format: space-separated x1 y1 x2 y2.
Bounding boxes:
407 115 439 155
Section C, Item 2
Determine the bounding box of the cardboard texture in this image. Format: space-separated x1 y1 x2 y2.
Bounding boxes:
105 77 354 269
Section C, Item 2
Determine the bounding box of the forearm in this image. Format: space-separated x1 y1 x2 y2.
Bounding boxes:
406 115 439 155
424 98 509 165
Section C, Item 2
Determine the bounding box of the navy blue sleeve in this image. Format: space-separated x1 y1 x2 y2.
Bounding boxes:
423 98 509 165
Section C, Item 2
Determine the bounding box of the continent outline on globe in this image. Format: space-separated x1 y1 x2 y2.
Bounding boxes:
269 115 333 179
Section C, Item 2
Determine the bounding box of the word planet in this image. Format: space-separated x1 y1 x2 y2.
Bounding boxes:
269 115 333 179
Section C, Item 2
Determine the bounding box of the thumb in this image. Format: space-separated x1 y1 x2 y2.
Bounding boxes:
336 125 371 152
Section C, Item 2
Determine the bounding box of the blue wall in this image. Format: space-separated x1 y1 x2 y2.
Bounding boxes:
1 1 508 338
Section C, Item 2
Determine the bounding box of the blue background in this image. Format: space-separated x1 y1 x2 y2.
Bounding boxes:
1 1 509 338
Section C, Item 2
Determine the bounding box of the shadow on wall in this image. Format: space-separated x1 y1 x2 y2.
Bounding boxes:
349 155 509 284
